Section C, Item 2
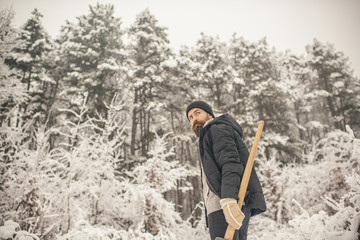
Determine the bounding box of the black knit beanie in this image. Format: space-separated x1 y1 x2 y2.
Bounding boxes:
186 101 215 121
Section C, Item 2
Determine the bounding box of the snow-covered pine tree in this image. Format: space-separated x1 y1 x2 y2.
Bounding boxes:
228 34 248 117
306 39 359 133
57 3 125 120
0 7 28 115
127 8 172 156
229 36 299 163
6 9 55 134
169 46 204 102
279 52 313 153
193 33 236 111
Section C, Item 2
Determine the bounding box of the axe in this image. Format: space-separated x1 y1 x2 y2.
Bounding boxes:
215 121 264 240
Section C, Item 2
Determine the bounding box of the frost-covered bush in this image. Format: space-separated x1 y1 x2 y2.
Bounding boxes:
288 171 360 240
310 130 353 163
58 133 208 240
258 128 360 224
1 102 128 238
0 119 53 233
0 220 39 240
249 172 360 240
250 127 360 240
0 96 208 239
114 133 206 239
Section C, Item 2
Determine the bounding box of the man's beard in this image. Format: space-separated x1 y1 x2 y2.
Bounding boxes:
192 120 206 138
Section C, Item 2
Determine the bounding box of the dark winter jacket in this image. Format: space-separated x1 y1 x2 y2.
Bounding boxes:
199 114 266 217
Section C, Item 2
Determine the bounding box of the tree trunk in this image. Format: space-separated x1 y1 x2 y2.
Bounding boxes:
140 109 145 156
321 74 342 129
146 109 151 153
131 89 138 155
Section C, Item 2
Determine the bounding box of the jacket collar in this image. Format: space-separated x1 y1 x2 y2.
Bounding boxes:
203 118 214 127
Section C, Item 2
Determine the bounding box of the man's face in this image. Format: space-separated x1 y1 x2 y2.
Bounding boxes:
188 108 212 137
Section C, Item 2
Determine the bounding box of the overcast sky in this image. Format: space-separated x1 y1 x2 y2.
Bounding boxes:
1 0 360 77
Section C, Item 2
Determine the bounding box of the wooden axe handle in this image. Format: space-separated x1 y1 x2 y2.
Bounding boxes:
218 121 264 240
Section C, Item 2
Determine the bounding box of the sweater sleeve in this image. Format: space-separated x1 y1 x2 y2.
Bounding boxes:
209 123 244 200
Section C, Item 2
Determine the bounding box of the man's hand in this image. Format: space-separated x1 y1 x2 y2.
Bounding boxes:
220 198 245 230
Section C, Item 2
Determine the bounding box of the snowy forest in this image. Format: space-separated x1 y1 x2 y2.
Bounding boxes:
0 3 360 240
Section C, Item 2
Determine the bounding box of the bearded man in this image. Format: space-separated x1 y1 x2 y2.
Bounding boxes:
186 101 266 240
